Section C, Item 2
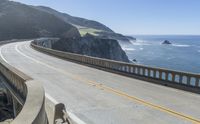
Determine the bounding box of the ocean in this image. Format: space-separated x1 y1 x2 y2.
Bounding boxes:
123 35 200 74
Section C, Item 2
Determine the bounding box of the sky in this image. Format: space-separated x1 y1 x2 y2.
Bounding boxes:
12 0 200 35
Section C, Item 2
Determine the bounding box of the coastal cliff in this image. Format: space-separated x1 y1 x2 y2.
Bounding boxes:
52 34 130 62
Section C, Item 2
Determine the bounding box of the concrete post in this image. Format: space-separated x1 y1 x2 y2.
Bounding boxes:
148 69 151 77
54 103 69 124
179 76 183 83
159 71 162 79
195 78 199 87
153 70 156 78
5 90 12 107
141 68 144 76
172 73 175 82
133 67 136 73
187 76 191 85
12 97 17 117
165 72 168 80
128 66 131 73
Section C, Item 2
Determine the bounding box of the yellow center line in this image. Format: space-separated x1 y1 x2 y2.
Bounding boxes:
16 43 200 124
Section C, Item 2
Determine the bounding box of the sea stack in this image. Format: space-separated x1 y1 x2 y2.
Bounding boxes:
162 40 172 45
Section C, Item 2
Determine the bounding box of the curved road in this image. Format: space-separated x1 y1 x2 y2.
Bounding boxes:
0 41 200 124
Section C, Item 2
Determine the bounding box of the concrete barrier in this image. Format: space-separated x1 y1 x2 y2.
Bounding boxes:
11 81 47 124
0 41 48 124
31 39 200 94
45 96 71 124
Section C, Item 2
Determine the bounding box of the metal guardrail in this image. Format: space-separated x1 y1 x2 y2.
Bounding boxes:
32 40 200 94
0 41 48 124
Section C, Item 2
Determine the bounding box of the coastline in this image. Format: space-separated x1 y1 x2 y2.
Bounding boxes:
122 35 200 74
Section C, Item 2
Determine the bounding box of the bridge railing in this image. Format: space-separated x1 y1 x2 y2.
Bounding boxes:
31 40 200 93
0 41 47 124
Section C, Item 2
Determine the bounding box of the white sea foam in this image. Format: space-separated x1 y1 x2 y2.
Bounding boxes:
131 40 150 46
131 42 145 46
122 47 136 51
172 44 190 47
129 40 137 44
139 48 144 50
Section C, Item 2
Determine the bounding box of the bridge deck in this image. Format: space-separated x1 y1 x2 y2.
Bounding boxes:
0 41 200 124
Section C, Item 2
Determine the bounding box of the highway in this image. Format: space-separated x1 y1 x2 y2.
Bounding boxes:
0 41 200 124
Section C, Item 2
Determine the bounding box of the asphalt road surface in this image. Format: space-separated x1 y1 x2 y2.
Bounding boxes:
0 41 200 124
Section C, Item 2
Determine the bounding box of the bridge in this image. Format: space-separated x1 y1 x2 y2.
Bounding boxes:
0 39 200 124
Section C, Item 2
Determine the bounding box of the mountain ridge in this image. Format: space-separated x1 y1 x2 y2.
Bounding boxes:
34 5 135 44
35 6 114 33
0 0 80 41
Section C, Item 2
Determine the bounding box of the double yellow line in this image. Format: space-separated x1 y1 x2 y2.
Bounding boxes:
16 42 200 124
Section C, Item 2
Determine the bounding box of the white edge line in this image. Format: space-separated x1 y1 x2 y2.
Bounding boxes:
45 93 59 104
0 46 8 63
45 93 87 124
67 111 87 124
16 42 87 124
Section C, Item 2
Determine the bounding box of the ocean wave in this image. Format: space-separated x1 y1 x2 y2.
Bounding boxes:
139 48 144 50
130 39 151 46
172 44 191 47
122 47 136 51
132 42 150 46
198 50 200 53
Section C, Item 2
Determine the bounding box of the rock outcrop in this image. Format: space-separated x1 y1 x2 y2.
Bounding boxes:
162 40 172 45
126 36 137 41
95 32 133 45
52 34 130 62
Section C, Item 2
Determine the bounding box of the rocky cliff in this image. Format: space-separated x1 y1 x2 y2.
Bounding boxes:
52 34 130 62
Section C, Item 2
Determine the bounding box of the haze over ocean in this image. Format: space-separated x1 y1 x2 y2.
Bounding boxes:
123 35 200 73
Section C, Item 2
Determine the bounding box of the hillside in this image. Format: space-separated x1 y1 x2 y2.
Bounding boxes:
35 6 135 44
0 0 134 44
35 6 113 33
0 0 80 41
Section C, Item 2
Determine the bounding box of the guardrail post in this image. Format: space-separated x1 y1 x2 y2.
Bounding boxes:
128 66 131 73
165 72 168 80
153 70 156 78
126 66 130 73
108 62 111 68
141 68 144 75
187 76 191 85
54 103 69 124
179 75 183 83
148 69 151 77
195 78 199 87
132 66 135 74
159 71 162 79
172 73 175 82
12 97 17 117
139 68 141 75
135 67 138 74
